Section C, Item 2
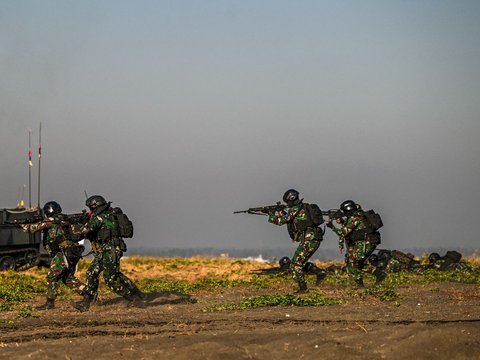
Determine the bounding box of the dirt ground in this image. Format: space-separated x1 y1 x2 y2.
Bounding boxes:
0 280 479 360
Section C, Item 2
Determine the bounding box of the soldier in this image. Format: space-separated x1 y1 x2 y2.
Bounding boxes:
72 195 145 312
327 200 381 287
21 201 85 310
427 251 474 272
268 189 326 293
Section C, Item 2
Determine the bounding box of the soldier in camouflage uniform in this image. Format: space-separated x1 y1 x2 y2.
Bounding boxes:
21 201 85 310
268 189 326 293
327 200 381 287
427 251 475 272
72 195 145 312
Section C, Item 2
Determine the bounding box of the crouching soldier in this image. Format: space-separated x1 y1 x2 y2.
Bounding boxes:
21 201 85 310
268 189 326 293
327 200 382 287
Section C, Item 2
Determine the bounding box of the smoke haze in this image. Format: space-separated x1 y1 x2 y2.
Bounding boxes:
1 1 479 255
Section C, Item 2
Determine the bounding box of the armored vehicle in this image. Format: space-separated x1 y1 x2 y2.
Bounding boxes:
0 208 49 270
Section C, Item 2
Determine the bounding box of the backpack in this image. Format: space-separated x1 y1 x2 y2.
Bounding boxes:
363 209 383 232
305 203 324 227
111 207 134 238
444 250 462 263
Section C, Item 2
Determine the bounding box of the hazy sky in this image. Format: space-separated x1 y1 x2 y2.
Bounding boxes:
1 1 479 253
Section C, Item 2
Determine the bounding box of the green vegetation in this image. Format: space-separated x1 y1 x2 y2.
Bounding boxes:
382 268 480 286
205 291 343 312
0 271 46 312
138 275 279 294
0 256 478 317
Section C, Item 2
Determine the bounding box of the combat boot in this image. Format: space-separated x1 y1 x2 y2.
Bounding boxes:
124 291 148 307
374 269 387 284
354 278 365 288
131 287 148 301
295 281 308 294
71 294 94 312
36 298 55 310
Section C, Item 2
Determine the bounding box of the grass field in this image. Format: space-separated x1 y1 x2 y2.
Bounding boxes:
0 255 479 359
1 255 479 317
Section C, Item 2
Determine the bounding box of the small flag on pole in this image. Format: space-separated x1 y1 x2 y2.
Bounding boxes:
28 148 33 166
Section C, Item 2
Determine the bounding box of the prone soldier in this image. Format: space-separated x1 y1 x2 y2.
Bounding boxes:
426 251 475 272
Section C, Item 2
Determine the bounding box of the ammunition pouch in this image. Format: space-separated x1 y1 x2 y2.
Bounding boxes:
64 245 85 263
112 237 127 252
348 230 381 245
58 240 76 249
97 227 112 243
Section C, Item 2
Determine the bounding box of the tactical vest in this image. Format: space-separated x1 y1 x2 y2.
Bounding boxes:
349 211 381 244
95 208 133 242
287 203 324 240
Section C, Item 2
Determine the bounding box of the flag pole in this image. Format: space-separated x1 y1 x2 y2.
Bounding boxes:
37 122 42 209
28 129 33 209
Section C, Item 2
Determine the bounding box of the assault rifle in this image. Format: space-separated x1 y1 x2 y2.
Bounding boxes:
233 202 286 216
322 209 344 222
61 210 90 225
3 210 44 224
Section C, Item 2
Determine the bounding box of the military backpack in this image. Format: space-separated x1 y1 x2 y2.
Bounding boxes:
363 209 383 232
305 203 325 227
111 207 134 238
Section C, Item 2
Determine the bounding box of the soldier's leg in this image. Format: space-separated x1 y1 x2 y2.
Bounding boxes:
102 248 133 298
63 254 85 295
346 243 364 287
83 254 102 297
291 239 321 292
72 254 102 312
37 252 66 310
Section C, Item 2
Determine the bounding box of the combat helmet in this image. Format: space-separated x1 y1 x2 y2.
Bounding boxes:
43 201 62 217
428 252 441 264
85 195 110 215
340 200 358 216
279 256 291 269
368 254 379 266
283 189 300 207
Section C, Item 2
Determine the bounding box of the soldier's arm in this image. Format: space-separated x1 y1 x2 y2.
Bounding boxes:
268 208 296 226
21 221 51 233
80 215 103 235
338 237 345 252
332 216 361 237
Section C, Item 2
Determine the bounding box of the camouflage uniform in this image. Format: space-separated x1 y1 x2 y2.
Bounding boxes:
428 257 474 272
269 204 323 290
332 210 380 286
22 218 85 303
81 210 138 299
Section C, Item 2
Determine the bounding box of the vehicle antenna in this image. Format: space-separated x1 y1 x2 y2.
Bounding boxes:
28 129 33 209
37 122 42 209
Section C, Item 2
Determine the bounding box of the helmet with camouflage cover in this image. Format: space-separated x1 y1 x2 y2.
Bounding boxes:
85 195 110 215
43 201 62 217
283 189 300 207
340 200 358 216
